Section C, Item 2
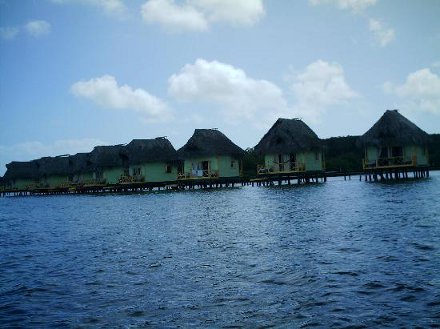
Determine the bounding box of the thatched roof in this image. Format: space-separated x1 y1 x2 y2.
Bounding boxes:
178 129 244 158
360 110 430 146
89 145 127 168
36 156 71 177
69 153 93 174
125 138 177 164
4 161 40 180
254 118 322 154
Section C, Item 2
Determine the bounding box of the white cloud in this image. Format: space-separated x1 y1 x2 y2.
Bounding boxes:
141 0 208 32
0 138 105 176
71 75 172 122
168 58 289 125
50 0 127 18
309 0 377 13
0 26 19 40
140 0 264 32
431 61 440 69
368 18 395 47
309 0 395 47
290 60 358 122
383 68 440 114
24 20 51 37
189 0 265 26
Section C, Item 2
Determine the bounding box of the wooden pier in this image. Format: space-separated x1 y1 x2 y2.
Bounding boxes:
361 166 430 182
250 170 327 187
0 177 248 197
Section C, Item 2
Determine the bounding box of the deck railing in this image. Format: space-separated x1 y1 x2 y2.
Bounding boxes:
119 175 145 183
257 163 306 175
178 170 219 179
363 155 416 170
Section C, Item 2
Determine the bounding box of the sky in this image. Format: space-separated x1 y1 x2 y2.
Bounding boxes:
1 0 439 175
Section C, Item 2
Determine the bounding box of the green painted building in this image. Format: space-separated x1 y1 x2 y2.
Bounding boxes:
37 156 71 188
360 110 430 169
254 118 324 174
4 161 39 190
177 129 244 179
125 138 178 183
69 153 94 185
89 145 127 185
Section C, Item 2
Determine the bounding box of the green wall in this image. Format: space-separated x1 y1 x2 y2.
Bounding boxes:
217 156 240 177
365 145 428 166
130 162 178 183
42 175 70 188
101 167 124 185
8 178 36 190
73 172 95 184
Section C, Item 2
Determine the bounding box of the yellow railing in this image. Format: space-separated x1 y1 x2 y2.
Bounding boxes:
257 163 306 175
178 170 219 179
363 155 416 169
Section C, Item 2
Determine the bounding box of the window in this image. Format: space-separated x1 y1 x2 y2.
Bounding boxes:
315 152 319 161
132 167 141 176
391 146 403 157
230 160 235 168
379 147 388 158
165 164 172 173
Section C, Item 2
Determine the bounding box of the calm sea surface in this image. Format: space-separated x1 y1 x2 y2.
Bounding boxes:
1 173 440 328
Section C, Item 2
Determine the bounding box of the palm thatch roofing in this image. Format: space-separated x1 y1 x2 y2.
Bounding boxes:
89 145 127 168
254 118 322 154
4 161 40 180
36 156 71 177
360 110 430 146
178 129 244 158
125 138 177 165
69 153 93 174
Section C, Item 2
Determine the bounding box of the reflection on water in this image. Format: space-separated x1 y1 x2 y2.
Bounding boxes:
1 173 440 327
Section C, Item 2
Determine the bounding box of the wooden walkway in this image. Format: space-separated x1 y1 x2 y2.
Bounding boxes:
0 168 432 197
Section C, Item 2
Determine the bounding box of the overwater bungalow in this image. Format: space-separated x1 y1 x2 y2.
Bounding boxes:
89 145 128 185
36 155 71 188
124 138 178 183
177 129 244 180
360 110 430 179
254 118 324 176
4 160 39 190
69 153 94 185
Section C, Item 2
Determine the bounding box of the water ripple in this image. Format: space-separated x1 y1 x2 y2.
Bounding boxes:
0 173 440 327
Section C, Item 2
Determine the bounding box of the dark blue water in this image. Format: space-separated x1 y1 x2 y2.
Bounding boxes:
1 173 440 328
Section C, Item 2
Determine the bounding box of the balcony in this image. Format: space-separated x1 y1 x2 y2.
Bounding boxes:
178 170 219 180
363 156 416 170
257 163 306 175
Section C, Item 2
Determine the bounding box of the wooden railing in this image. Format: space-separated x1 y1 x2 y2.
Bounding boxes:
257 163 306 175
363 156 416 169
178 170 219 179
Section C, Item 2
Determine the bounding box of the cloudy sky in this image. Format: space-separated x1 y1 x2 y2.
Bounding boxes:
1 0 439 175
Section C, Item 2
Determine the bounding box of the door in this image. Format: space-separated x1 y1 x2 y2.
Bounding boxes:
202 161 209 177
289 153 296 171
278 154 284 171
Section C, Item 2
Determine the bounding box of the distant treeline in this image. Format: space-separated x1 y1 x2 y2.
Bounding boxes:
241 134 440 178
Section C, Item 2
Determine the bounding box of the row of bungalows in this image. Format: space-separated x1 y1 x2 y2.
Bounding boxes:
0 110 432 192
1 130 246 191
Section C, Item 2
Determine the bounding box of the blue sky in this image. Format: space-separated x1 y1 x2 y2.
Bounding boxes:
1 0 439 175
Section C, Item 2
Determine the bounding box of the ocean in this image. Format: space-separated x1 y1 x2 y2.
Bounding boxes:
1 172 439 327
